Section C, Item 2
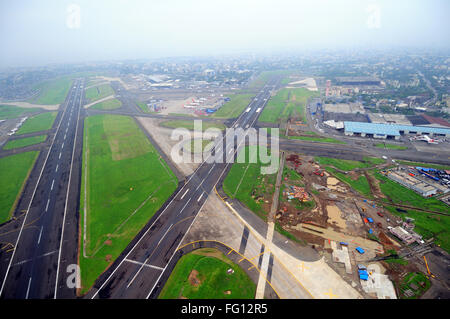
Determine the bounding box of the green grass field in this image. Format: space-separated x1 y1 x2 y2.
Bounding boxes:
259 88 317 124
0 105 42 120
375 143 408 150
212 94 253 119
29 76 74 105
159 248 256 299
160 120 226 131
90 98 122 110
247 70 295 90
384 206 450 253
15 112 57 135
79 114 178 294
2 135 47 150
223 146 277 221
375 173 449 214
397 272 431 299
0 151 39 223
315 156 384 171
85 84 114 103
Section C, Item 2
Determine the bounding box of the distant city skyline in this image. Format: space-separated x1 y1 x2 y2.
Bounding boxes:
1 0 449 68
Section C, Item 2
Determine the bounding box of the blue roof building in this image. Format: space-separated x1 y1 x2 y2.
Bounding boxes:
344 121 450 140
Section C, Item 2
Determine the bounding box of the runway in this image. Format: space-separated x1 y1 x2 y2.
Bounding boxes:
87 78 281 298
0 80 85 299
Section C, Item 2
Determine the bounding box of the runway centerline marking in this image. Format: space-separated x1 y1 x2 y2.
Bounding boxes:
37 226 43 245
25 277 32 299
178 197 192 215
180 188 189 200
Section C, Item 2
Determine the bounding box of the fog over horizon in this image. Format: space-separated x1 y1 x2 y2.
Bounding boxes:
1 0 449 68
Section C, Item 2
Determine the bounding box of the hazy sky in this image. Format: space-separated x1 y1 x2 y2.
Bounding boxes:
1 0 449 68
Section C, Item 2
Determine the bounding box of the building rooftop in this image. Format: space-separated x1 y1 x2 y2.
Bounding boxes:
344 121 450 136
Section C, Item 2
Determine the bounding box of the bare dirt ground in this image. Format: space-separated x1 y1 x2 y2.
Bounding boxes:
1 101 59 110
285 77 318 91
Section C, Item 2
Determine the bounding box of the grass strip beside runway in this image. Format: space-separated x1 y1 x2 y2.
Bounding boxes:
15 112 57 135
0 151 39 223
2 135 47 150
223 146 277 221
90 98 122 110
212 94 254 119
85 84 114 103
79 114 178 294
29 76 74 105
0 105 41 120
159 248 256 299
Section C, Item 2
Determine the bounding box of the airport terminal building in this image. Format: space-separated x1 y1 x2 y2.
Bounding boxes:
343 122 450 140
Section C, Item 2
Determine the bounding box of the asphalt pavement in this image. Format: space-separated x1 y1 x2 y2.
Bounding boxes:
86 78 281 299
0 80 85 299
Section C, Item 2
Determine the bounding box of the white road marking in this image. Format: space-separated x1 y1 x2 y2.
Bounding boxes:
197 192 204 202
59 152 61 159
37 226 43 245
25 277 32 299
61 142 64 149
256 108 261 113
55 164 59 172
0 82 80 297
180 188 189 200
228 148 233 154
157 224 173 246
178 197 192 215
45 198 50 212
64 134 66 140
245 107 251 112
126 223 173 289
207 164 215 175
91 83 268 298
124 259 164 271
50 179 54 191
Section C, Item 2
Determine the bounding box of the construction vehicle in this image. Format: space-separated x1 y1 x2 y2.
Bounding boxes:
423 256 435 278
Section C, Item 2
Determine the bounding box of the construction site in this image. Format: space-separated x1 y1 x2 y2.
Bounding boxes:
262 152 448 299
